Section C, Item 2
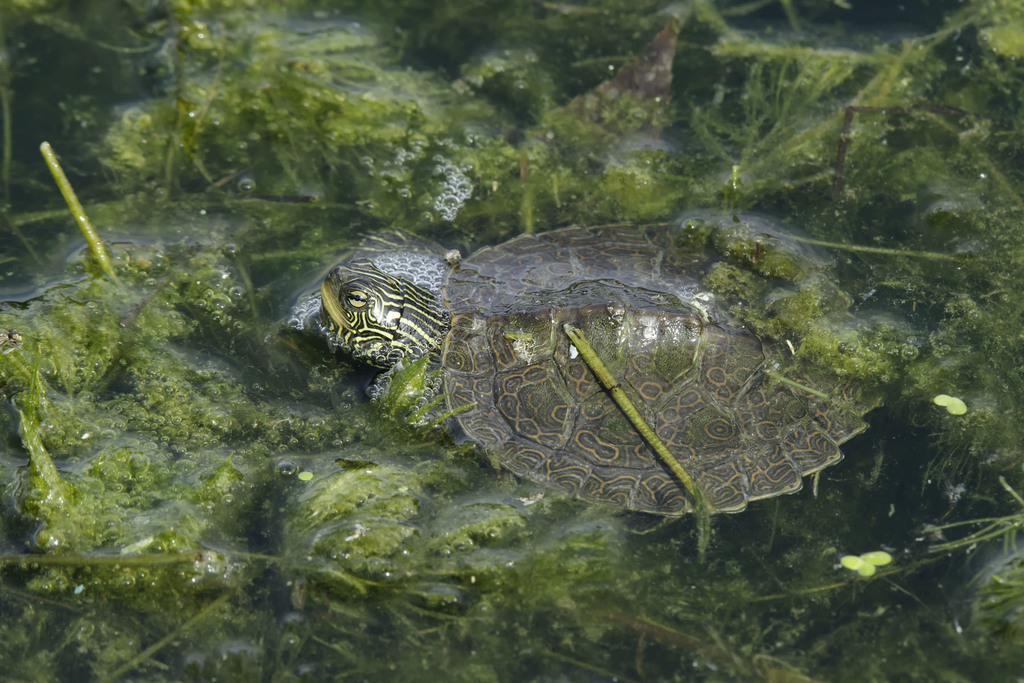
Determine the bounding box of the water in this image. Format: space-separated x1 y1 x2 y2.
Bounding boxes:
1 0 1022 680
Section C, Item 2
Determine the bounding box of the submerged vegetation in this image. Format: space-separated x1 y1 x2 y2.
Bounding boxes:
1 0 1024 679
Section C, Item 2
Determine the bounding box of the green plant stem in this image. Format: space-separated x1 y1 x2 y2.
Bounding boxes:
0 552 205 567
0 62 10 203
20 403 72 507
39 141 117 279
783 234 965 262
19 363 73 508
0 15 10 202
563 324 712 560
766 371 830 400
105 591 233 681
541 647 639 683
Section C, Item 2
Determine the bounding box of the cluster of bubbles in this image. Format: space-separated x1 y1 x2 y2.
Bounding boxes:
287 292 323 333
432 158 473 222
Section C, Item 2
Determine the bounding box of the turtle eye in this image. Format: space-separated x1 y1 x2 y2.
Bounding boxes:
344 290 370 309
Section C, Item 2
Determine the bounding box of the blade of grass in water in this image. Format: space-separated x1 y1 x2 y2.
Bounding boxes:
39 141 117 280
563 323 713 561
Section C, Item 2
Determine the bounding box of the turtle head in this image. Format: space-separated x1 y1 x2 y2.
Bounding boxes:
320 259 450 368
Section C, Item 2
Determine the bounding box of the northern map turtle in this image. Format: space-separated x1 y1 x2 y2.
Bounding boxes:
318 216 869 514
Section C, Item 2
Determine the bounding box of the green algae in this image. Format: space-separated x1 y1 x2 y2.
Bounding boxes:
0 0 1024 680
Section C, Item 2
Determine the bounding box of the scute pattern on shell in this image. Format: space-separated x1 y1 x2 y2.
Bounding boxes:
440 224 866 515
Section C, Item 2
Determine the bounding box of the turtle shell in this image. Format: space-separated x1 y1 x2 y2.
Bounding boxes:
440 222 866 514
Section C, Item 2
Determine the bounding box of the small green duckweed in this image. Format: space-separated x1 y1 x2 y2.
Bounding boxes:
933 394 968 415
840 551 894 577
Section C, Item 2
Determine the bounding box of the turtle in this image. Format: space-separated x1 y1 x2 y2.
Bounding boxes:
318 216 869 515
